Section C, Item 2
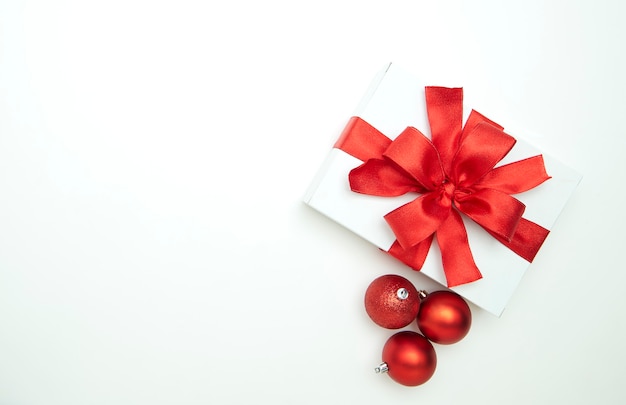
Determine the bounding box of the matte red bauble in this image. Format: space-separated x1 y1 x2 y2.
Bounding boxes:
376 331 437 386
364 275 420 329
416 290 471 345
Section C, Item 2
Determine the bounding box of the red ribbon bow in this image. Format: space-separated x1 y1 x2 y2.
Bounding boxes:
335 87 551 287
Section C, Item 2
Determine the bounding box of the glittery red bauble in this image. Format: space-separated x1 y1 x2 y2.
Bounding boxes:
381 331 437 386
364 275 420 329
417 290 471 345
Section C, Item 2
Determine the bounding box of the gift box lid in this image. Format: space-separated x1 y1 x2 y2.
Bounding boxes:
304 63 582 316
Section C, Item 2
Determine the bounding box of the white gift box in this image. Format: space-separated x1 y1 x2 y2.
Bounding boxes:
304 63 582 316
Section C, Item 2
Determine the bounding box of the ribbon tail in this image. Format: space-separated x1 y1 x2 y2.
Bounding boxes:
387 235 434 271
487 218 550 262
436 210 483 287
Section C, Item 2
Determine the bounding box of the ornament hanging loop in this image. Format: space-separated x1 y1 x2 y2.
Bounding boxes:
375 362 389 374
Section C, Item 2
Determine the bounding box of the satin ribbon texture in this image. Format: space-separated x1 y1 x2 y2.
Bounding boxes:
334 87 551 287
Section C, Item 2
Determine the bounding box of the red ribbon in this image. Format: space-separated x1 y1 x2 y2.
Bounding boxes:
334 87 551 287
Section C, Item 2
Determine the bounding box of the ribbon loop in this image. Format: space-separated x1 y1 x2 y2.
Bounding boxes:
350 158 424 197
383 127 445 190
452 123 517 188
426 87 464 175
385 192 452 249
474 155 551 194
454 188 525 241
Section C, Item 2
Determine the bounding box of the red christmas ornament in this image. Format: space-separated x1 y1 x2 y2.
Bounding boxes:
364 275 420 329
416 290 472 345
375 331 437 386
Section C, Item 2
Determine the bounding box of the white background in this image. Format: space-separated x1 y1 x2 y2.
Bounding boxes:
0 1 624 404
